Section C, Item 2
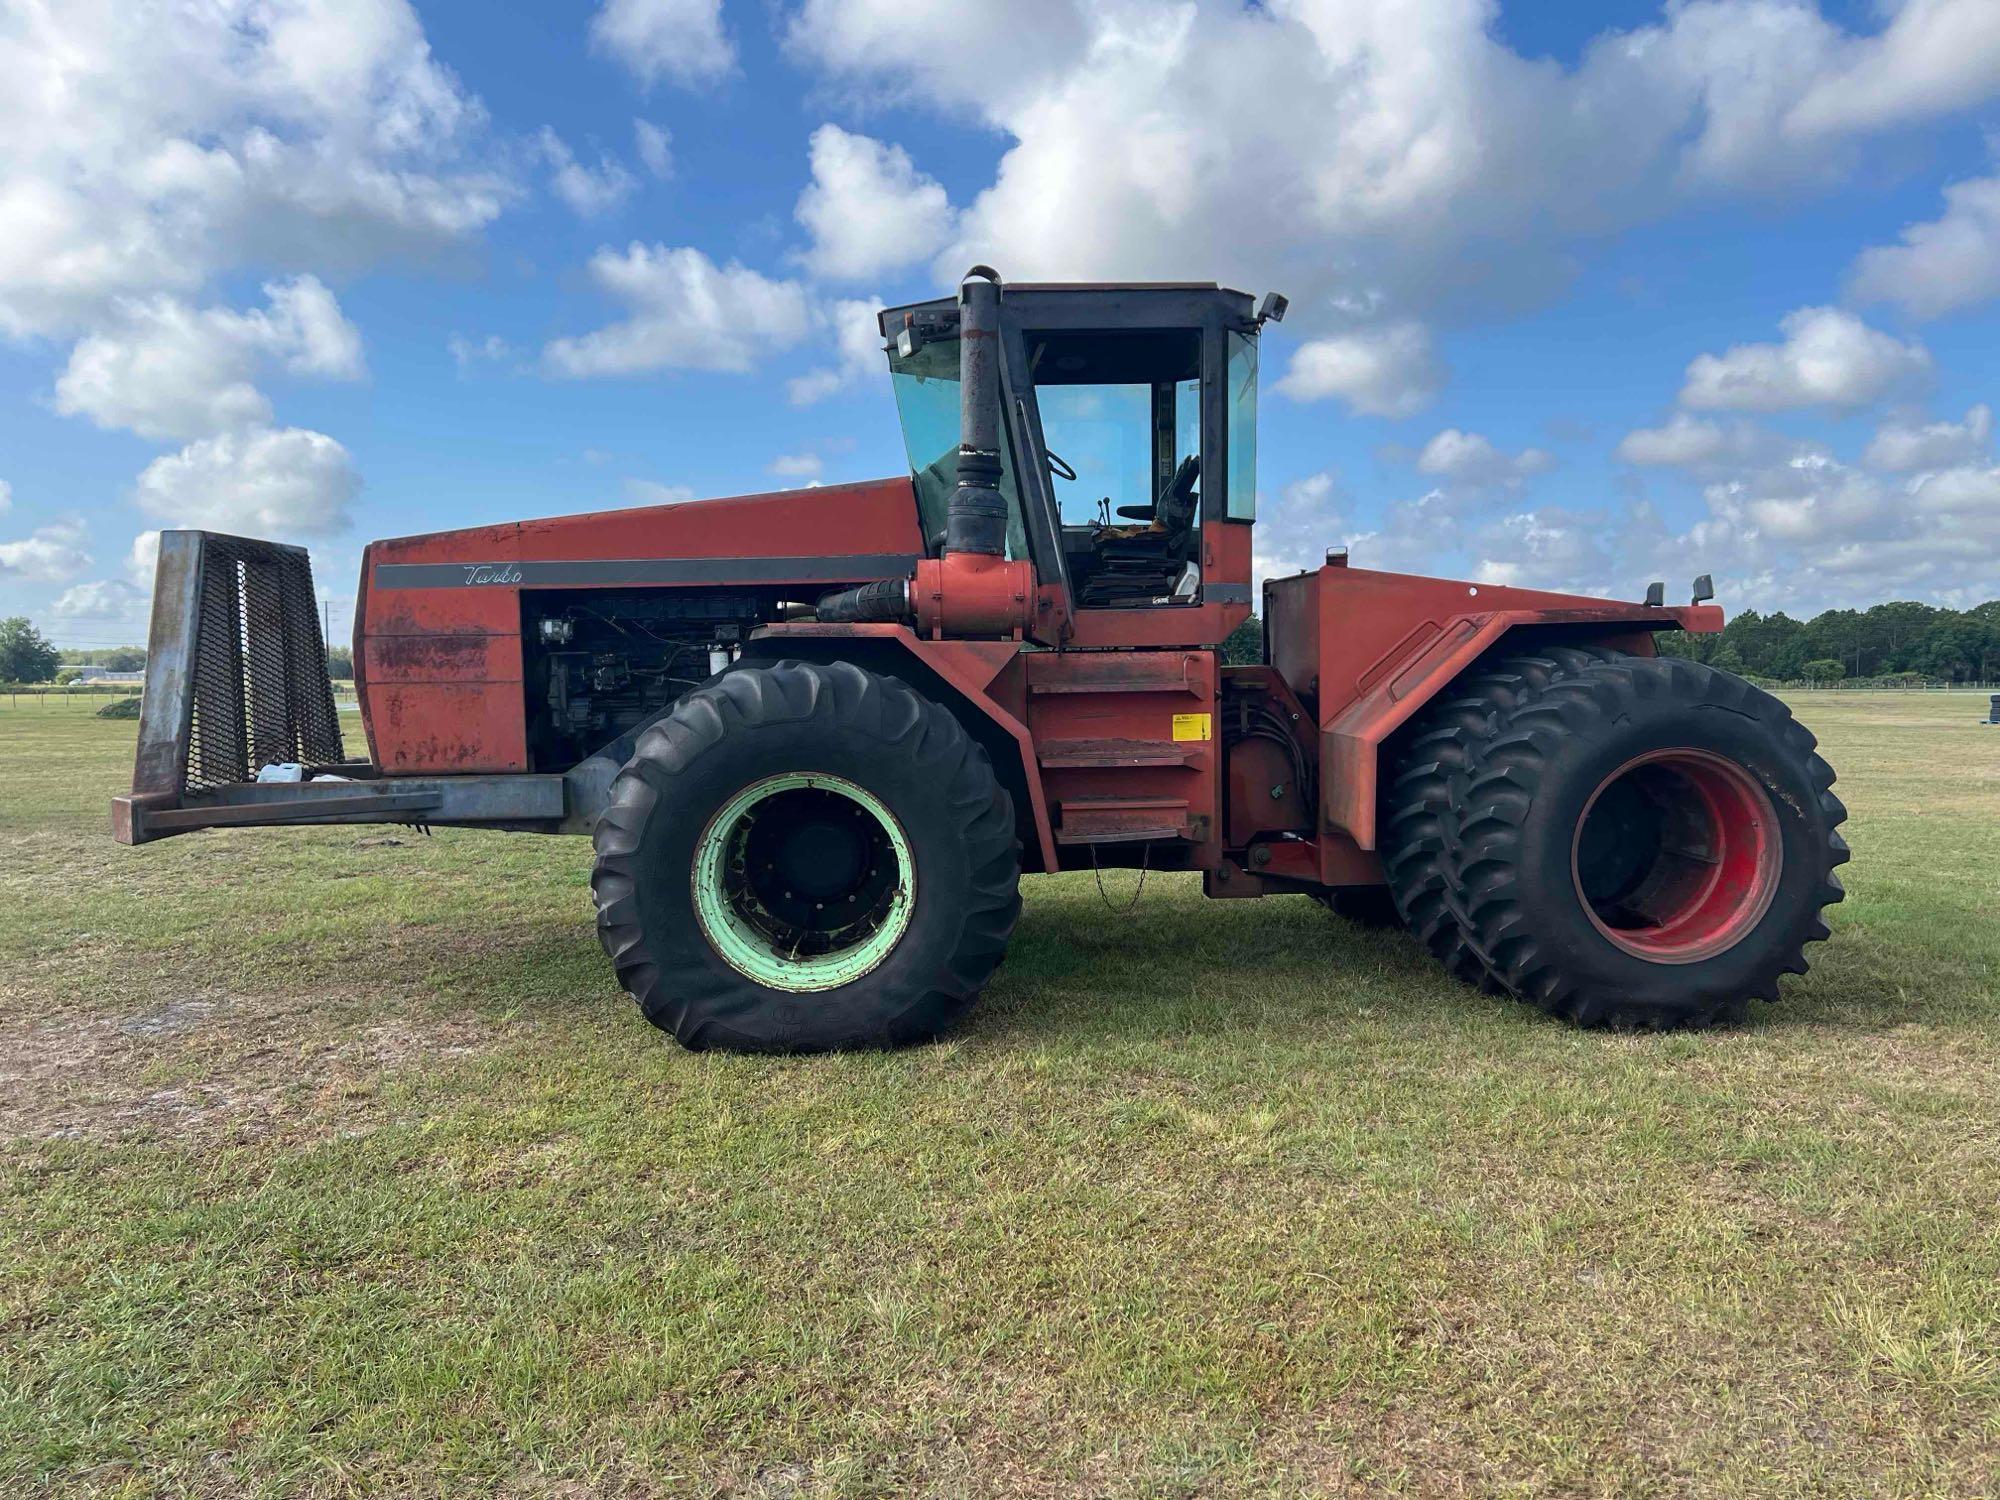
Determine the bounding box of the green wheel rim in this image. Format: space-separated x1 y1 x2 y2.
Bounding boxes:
691 772 917 992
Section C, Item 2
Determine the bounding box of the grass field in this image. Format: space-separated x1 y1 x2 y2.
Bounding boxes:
4 692 1998 1498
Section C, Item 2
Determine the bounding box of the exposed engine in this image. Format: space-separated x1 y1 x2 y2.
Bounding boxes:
523 589 778 769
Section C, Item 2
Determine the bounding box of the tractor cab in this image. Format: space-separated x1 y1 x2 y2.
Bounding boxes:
878 280 1274 647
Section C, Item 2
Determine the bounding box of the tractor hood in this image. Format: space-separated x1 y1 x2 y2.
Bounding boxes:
361 476 924 600
353 477 926 774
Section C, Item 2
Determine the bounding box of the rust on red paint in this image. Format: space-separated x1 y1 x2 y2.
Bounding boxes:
370 683 524 772
364 632 501 677
358 480 925 774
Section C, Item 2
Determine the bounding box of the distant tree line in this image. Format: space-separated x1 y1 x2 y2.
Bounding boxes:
1657 600 2000 683
61 645 147 672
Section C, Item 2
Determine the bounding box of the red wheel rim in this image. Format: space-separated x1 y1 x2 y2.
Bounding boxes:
1570 749 1781 964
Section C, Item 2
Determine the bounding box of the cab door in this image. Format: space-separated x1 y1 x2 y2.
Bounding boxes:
1001 318 1254 650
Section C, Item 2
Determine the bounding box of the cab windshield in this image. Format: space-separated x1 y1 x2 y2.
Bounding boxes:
887 337 1027 558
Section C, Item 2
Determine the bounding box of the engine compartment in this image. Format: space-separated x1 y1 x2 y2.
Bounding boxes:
522 589 780 770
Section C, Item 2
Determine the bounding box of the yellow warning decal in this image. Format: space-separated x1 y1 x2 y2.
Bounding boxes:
1171 712 1212 743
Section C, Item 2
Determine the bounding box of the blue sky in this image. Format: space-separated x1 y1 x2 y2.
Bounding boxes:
3 0 1999 650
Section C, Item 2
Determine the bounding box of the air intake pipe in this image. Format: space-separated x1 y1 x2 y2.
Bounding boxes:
944 267 1007 557
816 268 1037 635
815 576 907 624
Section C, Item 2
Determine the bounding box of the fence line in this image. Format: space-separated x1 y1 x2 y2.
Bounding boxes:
1780 680 2000 691
4 687 359 711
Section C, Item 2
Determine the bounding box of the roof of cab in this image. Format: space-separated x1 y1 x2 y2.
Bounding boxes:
876 280 1258 338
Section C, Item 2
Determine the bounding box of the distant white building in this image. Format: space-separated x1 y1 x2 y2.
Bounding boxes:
73 666 145 683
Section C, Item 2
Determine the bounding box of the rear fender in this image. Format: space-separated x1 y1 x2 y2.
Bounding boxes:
1278 565 1722 854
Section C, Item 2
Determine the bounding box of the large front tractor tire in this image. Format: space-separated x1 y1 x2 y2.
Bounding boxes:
1383 649 1847 1028
591 660 1021 1052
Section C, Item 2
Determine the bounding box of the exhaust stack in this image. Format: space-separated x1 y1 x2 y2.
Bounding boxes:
818 268 1037 635
944 266 1006 559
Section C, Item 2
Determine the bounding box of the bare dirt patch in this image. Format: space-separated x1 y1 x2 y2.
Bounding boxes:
0 986 500 1144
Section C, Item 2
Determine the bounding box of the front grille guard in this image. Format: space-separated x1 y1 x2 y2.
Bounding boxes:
131 531 345 799
114 532 576 845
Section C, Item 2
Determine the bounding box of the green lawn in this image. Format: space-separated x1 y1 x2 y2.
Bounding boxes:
3 692 1998 1497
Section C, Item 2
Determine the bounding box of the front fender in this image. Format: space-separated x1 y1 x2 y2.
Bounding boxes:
739 623 1059 874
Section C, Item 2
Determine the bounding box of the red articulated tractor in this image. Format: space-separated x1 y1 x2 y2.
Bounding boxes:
116 269 1848 1052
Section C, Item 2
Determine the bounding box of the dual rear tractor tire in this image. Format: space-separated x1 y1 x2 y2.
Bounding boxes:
1378 647 1849 1028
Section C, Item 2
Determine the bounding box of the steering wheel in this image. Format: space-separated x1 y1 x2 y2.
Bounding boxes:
1045 448 1078 483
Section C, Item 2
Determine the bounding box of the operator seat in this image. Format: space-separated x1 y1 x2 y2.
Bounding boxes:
1079 455 1200 608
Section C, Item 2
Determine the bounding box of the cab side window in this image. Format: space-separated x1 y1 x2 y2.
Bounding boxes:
1029 329 1203 609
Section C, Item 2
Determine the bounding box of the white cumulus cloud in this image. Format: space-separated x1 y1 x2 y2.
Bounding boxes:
1415 428 1554 486
447 332 512 371
787 297 884 406
1864 405 1994 472
1679 307 1931 413
1475 508 1615 595
0 0 508 341
1784 0 2000 142
1275 324 1443 417
1906 463 2000 517
1849 172 2000 320
544 245 811 378
53 276 364 441
1252 470 1345 585
1629 447 2000 609
622 479 696 505
537 128 636 217
52 578 147 623
769 452 824 482
590 0 734 88
134 427 361 537
0 519 92 583
128 530 162 587
634 120 673 179
795 125 954 281
1616 414 1796 471
784 0 2000 396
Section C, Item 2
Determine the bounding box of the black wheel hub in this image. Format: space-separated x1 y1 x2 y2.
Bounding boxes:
731 787 899 955
1574 774 1666 916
